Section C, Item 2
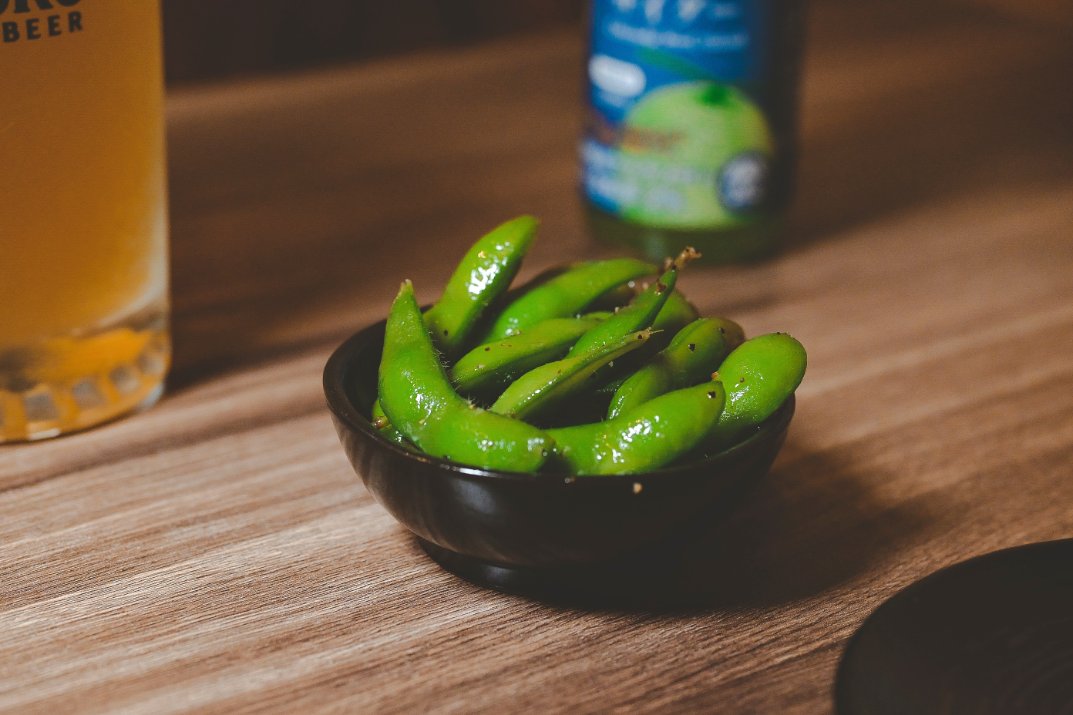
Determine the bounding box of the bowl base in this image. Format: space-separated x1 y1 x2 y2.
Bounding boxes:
414 532 699 605
418 537 650 603
414 468 770 606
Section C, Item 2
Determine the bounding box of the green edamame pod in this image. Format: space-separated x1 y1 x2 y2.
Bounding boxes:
373 217 538 435
586 282 638 312
491 329 653 422
424 215 538 357
450 316 601 399
370 398 410 446
706 332 806 449
370 398 387 425
648 247 701 335
627 292 700 367
651 290 699 334
608 317 745 419
568 267 678 356
547 381 727 475
379 280 553 472
481 258 656 341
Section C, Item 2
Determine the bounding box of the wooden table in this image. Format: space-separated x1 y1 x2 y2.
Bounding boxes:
3 2 1072 712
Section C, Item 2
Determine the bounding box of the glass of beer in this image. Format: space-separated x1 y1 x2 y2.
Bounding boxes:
1 0 169 442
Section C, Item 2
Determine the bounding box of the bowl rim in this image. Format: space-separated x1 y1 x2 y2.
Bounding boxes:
324 317 795 486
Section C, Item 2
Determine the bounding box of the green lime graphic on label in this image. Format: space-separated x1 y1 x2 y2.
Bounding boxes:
619 81 773 229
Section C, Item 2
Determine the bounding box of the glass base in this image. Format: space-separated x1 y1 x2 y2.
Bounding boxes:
585 204 782 264
0 313 170 443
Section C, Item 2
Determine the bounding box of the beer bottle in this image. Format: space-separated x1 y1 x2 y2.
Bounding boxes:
581 0 805 262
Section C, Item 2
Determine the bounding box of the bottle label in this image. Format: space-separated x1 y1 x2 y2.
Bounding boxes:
583 0 778 230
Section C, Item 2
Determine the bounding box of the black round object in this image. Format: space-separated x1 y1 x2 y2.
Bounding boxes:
323 319 795 598
836 539 1073 715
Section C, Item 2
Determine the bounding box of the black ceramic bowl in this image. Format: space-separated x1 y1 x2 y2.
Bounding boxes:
324 318 795 598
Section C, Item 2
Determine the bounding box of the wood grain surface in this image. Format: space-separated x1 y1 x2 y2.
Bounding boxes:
3 1 1073 712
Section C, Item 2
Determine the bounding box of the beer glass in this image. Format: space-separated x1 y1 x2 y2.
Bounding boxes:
1 0 169 442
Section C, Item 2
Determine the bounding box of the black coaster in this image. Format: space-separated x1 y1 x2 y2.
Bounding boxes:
836 539 1073 715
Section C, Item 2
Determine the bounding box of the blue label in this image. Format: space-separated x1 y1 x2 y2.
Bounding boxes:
583 0 778 230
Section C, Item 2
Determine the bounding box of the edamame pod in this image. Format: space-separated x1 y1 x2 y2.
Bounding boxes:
379 281 553 472
547 381 727 475
568 267 678 356
481 258 656 341
586 282 638 312
706 332 807 449
639 247 701 336
491 329 653 422
373 217 538 435
424 215 538 357
651 290 699 334
370 398 410 446
558 271 684 402
608 317 745 419
450 316 601 399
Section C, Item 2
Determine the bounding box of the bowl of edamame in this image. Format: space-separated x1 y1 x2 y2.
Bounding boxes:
324 216 805 598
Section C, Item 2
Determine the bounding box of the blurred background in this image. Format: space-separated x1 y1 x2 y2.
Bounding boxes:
163 0 1070 85
158 0 1073 381
164 0 583 85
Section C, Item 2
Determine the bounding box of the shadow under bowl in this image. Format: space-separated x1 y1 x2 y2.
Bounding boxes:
324 319 795 600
